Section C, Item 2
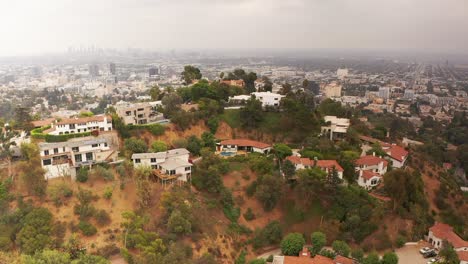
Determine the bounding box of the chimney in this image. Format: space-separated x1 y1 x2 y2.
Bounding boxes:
372 152 375 157
313 157 318 167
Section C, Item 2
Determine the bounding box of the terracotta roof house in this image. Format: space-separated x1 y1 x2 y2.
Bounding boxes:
285 155 344 180
272 248 355 264
217 139 271 156
358 136 409 168
355 154 388 190
427 222 468 251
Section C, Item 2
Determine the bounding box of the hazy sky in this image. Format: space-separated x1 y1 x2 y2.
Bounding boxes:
0 0 467 56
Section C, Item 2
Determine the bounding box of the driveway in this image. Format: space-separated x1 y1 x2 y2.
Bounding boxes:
395 241 432 264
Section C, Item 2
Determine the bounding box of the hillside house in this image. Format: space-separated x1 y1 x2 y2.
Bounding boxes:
41 115 113 135
229 92 285 108
132 148 192 183
285 155 344 180
39 136 118 180
321 116 350 140
114 100 163 125
355 154 388 189
272 247 355 264
359 136 409 168
217 139 271 156
427 222 468 264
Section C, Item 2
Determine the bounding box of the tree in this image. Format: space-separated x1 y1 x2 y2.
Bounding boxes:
17 208 54 255
249 259 266 264
383 169 427 213
167 210 192 235
439 241 460 264
362 252 380 264
252 221 283 249
181 65 202 84
121 211 148 248
240 97 263 129
262 76 273 92
14 106 33 131
255 175 282 211
283 160 296 180
150 141 167 153
134 167 153 209
296 168 326 205
161 93 183 117
280 233 305 256
22 249 70 264
0 128 16 178
311 232 326 254
186 136 203 156
124 138 148 154
149 86 160 100
381 252 398 264
351 248 364 262
201 132 216 151
18 144 46 196
280 83 292 95
273 143 292 161
331 240 350 257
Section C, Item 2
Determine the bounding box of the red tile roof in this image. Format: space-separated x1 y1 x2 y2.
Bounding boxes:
31 118 56 128
355 155 388 167
334 256 355 264
312 255 335 264
457 251 468 261
285 156 344 172
385 145 408 162
316 160 344 172
429 222 468 248
361 170 381 180
219 139 271 149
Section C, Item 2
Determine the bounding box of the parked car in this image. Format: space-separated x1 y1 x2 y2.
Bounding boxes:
423 250 437 258
427 258 437 264
420 247 432 254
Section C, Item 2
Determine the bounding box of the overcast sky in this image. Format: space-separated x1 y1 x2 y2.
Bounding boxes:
0 0 467 56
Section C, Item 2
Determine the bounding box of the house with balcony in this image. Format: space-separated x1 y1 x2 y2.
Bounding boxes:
39 136 118 180
114 100 163 125
132 148 192 185
321 116 350 140
41 115 113 135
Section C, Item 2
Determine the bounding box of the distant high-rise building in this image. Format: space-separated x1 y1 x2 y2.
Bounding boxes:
149 67 159 76
337 68 349 79
109 63 116 75
89 64 99 77
379 87 390 100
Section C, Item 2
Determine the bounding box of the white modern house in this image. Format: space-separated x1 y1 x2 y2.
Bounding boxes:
321 116 350 140
39 136 118 180
42 115 113 135
228 92 285 108
132 148 192 182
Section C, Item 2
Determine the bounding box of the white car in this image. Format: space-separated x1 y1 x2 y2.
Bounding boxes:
427 258 436 264
420 247 431 254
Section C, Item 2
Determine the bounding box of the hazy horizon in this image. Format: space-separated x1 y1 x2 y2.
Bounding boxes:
1 0 467 57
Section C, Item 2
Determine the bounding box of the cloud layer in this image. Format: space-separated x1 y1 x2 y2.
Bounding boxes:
0 0 467 55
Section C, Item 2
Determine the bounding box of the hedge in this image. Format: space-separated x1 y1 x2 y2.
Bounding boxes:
31 125 92 142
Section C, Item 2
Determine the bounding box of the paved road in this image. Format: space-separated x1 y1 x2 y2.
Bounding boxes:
395 241 431 264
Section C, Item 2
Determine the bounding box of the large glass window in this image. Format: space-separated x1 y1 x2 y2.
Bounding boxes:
85 152 93 161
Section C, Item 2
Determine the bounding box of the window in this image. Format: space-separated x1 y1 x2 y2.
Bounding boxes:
72 147 79 152
54 148 58 154
185 167 191 171
150 158 156 163
85 152 93 161
135 159 141 163
104 143 108 147
44 150 49 155
169 170 176 175
92 144 98 148
75 154 82 162
43 159 51 166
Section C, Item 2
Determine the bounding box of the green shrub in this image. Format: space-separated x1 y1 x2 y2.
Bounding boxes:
395 236 406 248
243 208 255 221
78 221 97 236
103 187 113 199
76 168 89 183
